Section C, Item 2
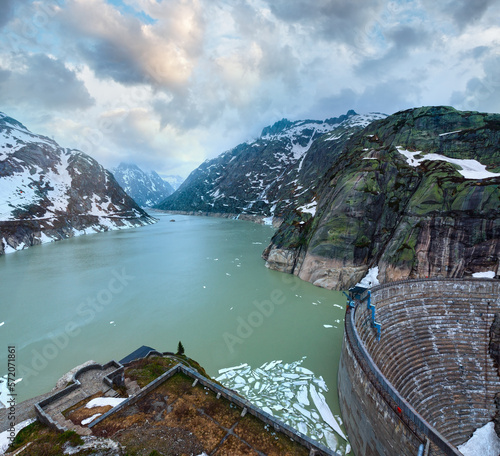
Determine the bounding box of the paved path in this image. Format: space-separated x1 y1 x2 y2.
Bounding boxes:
1 365 119 435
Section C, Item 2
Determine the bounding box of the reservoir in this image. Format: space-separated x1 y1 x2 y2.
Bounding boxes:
0 211 349 453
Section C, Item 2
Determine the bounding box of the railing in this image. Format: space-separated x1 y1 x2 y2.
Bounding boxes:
344 284 464 456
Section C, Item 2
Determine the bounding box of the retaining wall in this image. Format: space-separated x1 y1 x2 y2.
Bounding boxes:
35 360 123 431
90 362 339 456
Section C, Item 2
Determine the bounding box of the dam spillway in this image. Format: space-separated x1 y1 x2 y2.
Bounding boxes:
338 278 500 456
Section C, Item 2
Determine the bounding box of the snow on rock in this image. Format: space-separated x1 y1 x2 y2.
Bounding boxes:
0 418 34 454
458 422 500 456
0 375 22 408
396 146 500 180
216 357 350 452
85 397 125 409
356 266 380 288
472 271 496 278
297 201 317 217
63 436 123 455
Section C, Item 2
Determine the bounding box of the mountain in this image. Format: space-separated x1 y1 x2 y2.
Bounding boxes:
156 110 386 219
263 106 500 289
161 174 185 191
0 112 156 255
112 163 175 207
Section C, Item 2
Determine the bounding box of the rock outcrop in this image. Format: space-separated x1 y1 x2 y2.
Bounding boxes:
263 106 500 289
0 112 156 254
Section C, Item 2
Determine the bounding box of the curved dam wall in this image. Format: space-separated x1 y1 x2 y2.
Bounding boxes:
338 278 500 456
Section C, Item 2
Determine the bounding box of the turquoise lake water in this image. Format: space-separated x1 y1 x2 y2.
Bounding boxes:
0 211 349 452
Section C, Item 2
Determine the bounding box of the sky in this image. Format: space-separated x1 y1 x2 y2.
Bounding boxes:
1 0 499 178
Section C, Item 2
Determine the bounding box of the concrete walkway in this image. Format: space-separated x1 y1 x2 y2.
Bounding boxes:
40 366 119 436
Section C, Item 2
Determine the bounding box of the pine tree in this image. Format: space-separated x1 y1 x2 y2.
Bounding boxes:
177 341 185 356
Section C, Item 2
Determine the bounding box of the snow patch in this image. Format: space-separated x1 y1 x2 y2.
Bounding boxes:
0 418 35 454
81 413 102 425
356 267 380 288
297 201 317 217
472 271 495 278
85 397 125 409
458 422 500 456
396 146 500 180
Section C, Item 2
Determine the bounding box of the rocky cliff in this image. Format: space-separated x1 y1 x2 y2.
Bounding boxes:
0 112 156 255
112 162 174 207
263 106 500 289
156 111 386 218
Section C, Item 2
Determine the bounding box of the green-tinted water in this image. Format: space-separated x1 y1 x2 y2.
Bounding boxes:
0 212 348 449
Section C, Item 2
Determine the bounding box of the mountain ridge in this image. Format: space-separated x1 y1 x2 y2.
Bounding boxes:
0 112 156 255
156 110 386 218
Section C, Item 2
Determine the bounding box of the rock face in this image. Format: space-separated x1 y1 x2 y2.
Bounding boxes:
263 106 500 289
112 162 175 207
156 110 386 217
0 112 156 255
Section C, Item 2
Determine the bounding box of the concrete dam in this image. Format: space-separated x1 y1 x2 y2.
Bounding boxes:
338 278 500 456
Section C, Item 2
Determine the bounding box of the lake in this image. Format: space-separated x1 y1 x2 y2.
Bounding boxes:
0 211 349 453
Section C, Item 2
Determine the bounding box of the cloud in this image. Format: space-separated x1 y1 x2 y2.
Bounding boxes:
54 0 204 90
0 0 17 28
356 24 432 75
450 55 500 112
421 0 500 31
306 78 421 119
448 0 498 30
263 0 384 44
0 53 95 111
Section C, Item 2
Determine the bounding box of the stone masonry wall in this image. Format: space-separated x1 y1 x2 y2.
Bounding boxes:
354 279 500 447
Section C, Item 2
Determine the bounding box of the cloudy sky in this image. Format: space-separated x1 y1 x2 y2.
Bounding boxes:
1 0 499 177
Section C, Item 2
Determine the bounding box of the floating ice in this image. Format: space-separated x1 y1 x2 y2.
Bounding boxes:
309 385 347 440
216 358 349 452
264 360 282 371
218 363 248 374
297 385 310 406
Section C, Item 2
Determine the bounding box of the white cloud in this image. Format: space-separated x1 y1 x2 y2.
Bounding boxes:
0 0 499 178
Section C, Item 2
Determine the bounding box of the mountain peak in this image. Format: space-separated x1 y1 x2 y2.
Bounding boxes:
112 162 174 207
260 119 295 137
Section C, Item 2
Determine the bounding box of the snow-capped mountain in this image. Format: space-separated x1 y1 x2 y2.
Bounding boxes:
112 163 174 207
161 174 185 191
156 110 386 218
264 106 500 289
0 112 156 255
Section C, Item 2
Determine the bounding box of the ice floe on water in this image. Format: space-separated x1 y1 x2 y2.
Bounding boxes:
216 357 350 453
